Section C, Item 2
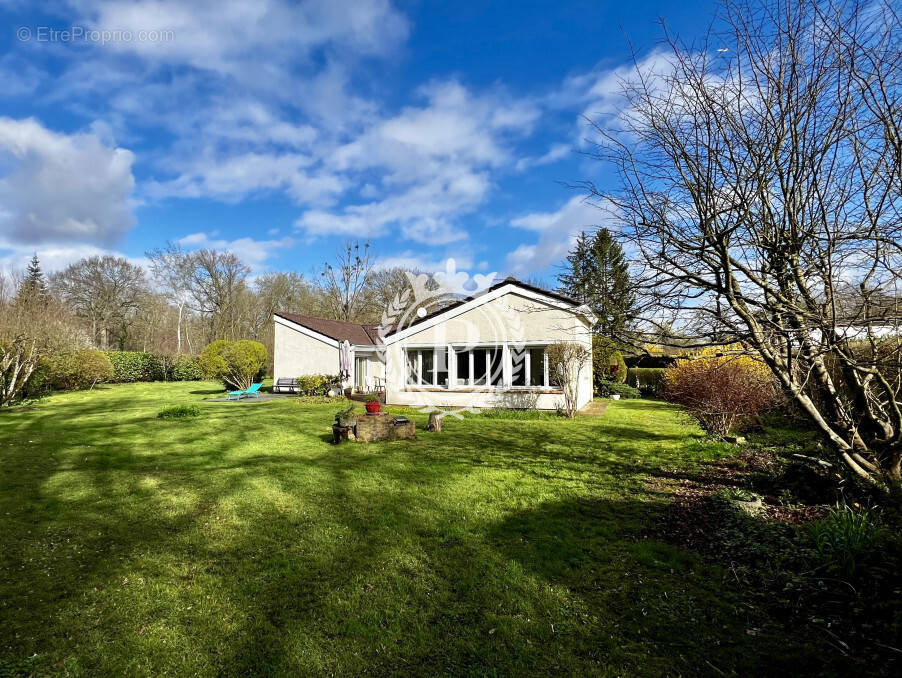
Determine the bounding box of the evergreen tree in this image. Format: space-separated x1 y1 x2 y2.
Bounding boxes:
15 253 49 305
557 228 635 336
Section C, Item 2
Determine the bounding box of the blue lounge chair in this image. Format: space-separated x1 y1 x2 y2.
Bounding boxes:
227 382 263 401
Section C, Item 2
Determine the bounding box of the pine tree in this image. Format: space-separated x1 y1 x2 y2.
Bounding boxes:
15 253 49 305
557 229 635 337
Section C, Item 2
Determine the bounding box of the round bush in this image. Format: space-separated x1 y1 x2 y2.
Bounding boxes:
50 350 115 391
199 340 267 390
661 354 780 436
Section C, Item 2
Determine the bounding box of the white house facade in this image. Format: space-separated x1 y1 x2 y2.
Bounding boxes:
273 278 595 411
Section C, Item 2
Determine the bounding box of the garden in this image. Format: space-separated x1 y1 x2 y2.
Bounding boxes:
1 370 900 676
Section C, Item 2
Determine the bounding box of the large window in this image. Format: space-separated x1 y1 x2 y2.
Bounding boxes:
528 347 547 387
406 345 551 389
405 348 449 388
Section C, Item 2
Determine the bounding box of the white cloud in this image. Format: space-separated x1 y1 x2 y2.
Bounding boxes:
296 80 537 245
515 143 571 172
374 250 475 274
177 231 295 268
78 0 408 77
505 195 610 275
0 241 148 275
146 152 344 205
0 117 136 246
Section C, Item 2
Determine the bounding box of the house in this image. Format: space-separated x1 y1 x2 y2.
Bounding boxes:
273 277 595 411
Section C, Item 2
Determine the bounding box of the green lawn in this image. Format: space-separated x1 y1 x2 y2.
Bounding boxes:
0 383 827 676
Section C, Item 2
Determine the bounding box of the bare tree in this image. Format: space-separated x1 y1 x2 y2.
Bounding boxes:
147 243 194 353
547 341 591 418
52 255 148 349
363 266 415 322
588 0 902 485
184 249 251 341
319 241 373 321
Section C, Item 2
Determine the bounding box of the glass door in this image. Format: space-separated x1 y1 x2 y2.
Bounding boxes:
355 356 368 391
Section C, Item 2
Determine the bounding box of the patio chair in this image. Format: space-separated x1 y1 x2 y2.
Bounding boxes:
227 382 263 401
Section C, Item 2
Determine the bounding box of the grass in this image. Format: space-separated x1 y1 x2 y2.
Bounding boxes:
0 382 861 676
156 404 201 419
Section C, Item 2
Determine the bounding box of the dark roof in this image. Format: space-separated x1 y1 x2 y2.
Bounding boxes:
274 312 376 345
276 278 585 345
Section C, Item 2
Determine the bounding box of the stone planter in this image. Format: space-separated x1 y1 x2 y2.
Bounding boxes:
332 424 355 443
354 413 415 442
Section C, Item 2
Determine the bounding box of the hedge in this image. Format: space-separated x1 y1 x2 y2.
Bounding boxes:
103 351 204 383
49 350 115 390
627 367 668 395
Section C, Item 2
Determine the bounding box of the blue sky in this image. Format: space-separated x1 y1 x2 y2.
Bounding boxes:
0 0 716 282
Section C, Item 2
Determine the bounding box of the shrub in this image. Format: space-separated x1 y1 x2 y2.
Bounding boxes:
547 341 592 418
295 374 340 396
102 351 204 383
0 336 43 406
592 336 627 385
627 367 667 396
105 351 156 382
170 354 204 381
199 340 267 390
661 355 780 436
478 407 558 420
19 355 52 401
596 381 641 399
49 350 114 390
157 404 200 419
807 503 887 577
335 404 356 427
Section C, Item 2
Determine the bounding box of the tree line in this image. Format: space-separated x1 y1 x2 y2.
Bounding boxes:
0 243 413 368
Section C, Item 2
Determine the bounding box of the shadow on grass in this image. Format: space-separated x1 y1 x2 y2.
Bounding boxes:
0 388 866 677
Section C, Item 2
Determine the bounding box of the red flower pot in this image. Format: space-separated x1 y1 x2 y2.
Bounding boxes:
365 400 382 414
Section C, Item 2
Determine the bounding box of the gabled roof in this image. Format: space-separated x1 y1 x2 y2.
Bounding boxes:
274 312 376 345
275 278 592 347
383 277 582 337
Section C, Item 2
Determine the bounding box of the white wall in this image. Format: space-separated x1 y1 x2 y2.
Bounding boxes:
273 319 340 382
383 290 593 410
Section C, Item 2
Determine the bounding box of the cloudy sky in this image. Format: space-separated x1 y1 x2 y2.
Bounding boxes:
0 0 712 280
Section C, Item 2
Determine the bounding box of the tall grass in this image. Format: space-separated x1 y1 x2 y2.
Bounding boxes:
807 502 885 576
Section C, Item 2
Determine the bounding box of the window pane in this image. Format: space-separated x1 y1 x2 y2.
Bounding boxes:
510 346 527 386
473 349 487 386
488 348 503 386
529 348 546 386
455 349 469 384
406 350 417 385
421 349 434 385
435 348 449 388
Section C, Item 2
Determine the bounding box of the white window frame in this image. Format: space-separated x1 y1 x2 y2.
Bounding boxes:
404 347 450 388
409 343 553 390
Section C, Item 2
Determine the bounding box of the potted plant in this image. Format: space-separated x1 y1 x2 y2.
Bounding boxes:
365 396 382 415
334 404 356 427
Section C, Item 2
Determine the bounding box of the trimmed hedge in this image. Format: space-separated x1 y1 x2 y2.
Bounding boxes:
103 351 204 383
627 367 668 395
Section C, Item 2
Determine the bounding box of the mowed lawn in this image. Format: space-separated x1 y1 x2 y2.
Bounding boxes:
1 383 815 676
